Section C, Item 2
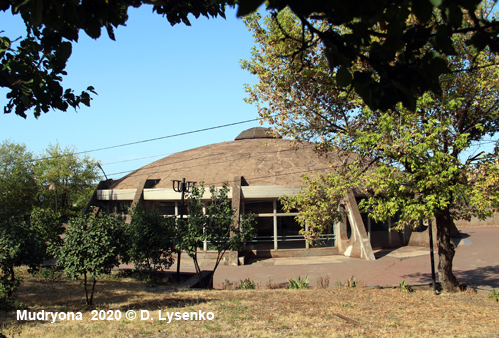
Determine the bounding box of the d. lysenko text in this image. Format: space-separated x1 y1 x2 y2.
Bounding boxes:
139 310 215 323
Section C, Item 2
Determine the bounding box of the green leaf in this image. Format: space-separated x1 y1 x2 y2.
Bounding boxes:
429 0 443 6
432 25 457 55
336 66 352 87
466 33 486 53
411 0 434 23
237 0 265 17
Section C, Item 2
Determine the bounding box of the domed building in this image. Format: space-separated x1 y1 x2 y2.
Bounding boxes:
87 128 406 264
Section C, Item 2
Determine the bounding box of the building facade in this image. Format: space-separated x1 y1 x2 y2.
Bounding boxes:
87 128 415 263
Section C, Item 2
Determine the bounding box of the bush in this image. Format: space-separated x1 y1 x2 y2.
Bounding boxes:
488 289 499 302
30 267 63 283
127 206 176 276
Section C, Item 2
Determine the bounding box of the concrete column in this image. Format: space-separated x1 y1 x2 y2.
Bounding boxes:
336 191 375 260
126 178 147 224
203 203 208 252
228 176 242 266
273 199 278 251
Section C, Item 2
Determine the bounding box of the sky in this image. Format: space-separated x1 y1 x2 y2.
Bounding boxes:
0 6 266 179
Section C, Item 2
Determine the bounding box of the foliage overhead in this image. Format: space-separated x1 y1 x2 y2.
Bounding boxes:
5 0 496 117
238 0 499 112
0 0 233 118
243 8 499 292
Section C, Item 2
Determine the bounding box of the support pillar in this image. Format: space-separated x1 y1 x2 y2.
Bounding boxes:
336 191 375 260
228 176 242 266
126 178 147 224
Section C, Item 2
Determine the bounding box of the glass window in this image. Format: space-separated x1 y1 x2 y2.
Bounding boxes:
157 202 176 216
277 216 305 249
244 201 273 214
245 217 274 250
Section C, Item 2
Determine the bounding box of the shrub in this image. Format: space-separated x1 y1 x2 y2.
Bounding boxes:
237 278 256 290
127 206 176 277
488 289 499 302
287 276 309 289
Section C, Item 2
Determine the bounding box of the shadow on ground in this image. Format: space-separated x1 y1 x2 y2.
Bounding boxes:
401 265 499 288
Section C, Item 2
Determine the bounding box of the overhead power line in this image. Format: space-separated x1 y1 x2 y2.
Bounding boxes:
74 118 260 156
33 116 265 163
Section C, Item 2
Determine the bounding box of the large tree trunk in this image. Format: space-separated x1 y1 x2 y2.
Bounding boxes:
434 207 460 292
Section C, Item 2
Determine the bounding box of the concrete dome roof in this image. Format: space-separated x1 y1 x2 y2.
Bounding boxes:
110 137 343 189
235 127 281 140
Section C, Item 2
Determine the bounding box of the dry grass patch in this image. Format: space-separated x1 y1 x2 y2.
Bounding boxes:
1 275 498 337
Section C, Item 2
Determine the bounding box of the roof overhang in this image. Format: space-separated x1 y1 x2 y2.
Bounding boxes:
96 185 303 201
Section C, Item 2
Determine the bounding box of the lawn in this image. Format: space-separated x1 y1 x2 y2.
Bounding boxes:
1 270 498 337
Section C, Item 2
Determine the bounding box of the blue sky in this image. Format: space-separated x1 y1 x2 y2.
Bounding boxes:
1 6 265 179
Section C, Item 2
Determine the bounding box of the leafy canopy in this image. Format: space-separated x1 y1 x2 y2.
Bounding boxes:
0 218 44 301
0 140 37 220
238 0 499 112
35 142 101 221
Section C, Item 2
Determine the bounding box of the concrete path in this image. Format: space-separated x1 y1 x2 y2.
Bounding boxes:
206 227 499 290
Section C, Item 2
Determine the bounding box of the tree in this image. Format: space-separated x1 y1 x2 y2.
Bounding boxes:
29 207 64 260
57 212 126 305
0 0 233 118
180 183 256 288
0 218 44 307
0 140 38 221
243 9 499 292
126 205 176 277
0 141 58 308
238 0 499 112
35 143 101 222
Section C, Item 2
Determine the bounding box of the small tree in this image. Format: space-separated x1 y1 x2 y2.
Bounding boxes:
126 206 176 278
57 212 126 306
181 183 256 288
205 185 256 284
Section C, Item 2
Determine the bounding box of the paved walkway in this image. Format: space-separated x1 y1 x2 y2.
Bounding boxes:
177 227 499 290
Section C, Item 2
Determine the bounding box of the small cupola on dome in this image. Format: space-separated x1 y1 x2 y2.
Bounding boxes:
235 127 281 140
